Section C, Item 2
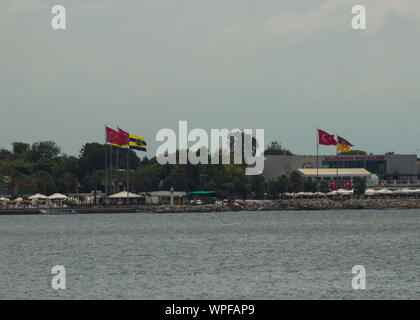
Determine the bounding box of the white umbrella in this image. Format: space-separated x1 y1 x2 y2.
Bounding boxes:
376 188 393 195
12 197 23 203
365 188 376 196
28 193 47 200
338 188 353 195
47 193 68 200
0 197 10 202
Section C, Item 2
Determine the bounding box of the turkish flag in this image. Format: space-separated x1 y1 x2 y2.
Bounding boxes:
106 127 120 144
118 128 130 145
344 180 352 191
318 129 337 146
330 180 337 191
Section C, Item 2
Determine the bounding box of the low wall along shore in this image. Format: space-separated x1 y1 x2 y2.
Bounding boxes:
1 198 420 215
137 198 420 213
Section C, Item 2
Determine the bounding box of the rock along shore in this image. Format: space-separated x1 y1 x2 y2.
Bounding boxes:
1 198 420 215
136 198 420 213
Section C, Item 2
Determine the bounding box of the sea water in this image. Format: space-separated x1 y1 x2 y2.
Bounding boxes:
0 210 419 299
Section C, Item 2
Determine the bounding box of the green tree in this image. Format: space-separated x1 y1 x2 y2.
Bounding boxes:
338 149 367 155
12 142 30 157
303 178 317 192
132 164 162 192
353 177 366 197
266 179 279 199
0 149 13 161
62 173 79 193
84 169 105 205
32 170 55 194
26 141 61 162
264 141 293 155
277 175 290 195
289 171 304 192
319 180 330 193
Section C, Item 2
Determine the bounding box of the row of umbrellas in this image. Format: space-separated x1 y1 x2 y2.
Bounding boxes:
0 193 69 202
285 188 420 197
365 188 420 196
0 192 140 202
285 190 353 197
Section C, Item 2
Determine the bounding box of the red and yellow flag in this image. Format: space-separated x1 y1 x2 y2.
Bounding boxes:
337 136 353 152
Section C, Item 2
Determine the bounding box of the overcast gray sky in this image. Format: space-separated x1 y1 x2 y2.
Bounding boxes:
1 0 419 157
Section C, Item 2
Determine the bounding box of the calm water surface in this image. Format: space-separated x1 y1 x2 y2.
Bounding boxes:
0 210 419 299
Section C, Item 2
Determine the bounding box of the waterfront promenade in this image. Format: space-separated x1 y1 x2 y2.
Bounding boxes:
2 198 420 215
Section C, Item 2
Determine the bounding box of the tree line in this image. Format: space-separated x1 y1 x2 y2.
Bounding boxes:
0 139 367 198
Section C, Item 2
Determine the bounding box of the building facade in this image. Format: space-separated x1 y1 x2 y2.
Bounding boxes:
263 154 420 187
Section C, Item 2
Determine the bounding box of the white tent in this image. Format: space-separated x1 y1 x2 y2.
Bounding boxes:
284 192 295 197
28 193 47 200
108 191 141 199
47 193 68 200
365 188 377 196
337 188 353 195
376 188 393 195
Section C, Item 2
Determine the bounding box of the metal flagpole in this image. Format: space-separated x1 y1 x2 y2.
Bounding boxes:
116 146 119 193
127 146 129 205
110 144 113 194
316 127 319 189
105 125 108 196
336 135 339 190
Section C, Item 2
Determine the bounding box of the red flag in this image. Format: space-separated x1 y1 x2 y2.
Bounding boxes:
318 129 337 146
106 127 120 144
344 180 352 191
330 180 337 191
118 128 130 146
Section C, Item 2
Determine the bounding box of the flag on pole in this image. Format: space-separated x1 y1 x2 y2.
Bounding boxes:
318 129 337 146
106 127 121 145
129 134 147 152
337 136 353 152
112 133 147 152
344 180 352 190
118 128 130 146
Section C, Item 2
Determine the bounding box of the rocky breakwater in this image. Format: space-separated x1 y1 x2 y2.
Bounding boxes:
136 198 420 213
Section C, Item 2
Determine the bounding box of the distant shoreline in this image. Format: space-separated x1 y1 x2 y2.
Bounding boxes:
1 198 420 215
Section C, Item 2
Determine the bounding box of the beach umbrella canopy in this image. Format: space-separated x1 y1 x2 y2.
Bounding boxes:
376 188 393 195
12 197 23 203
365 188 376 196
0 197 10 202
327 191 338 196
28 193 47 200
338 189 353 195
109 191 141 199
48 193 68 200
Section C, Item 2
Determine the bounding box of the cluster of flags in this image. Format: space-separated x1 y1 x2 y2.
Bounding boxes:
317 128 354 191
318 128 354 152
106 126 147 152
